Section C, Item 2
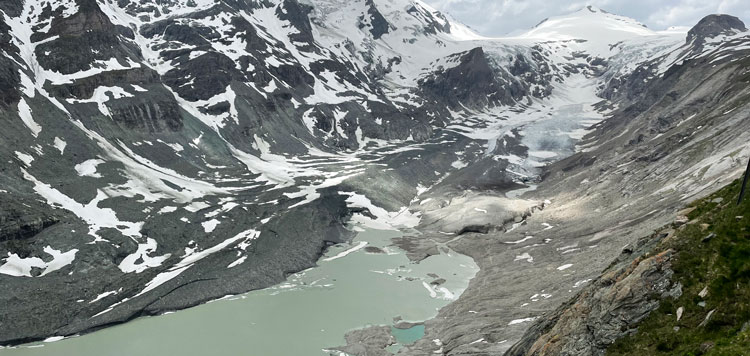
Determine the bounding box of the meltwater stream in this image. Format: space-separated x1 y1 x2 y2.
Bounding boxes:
1 228 478 356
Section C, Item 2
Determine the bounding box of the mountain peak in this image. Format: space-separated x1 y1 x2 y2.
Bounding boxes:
687 14 747 43
578 5 606 14
518 5 653 56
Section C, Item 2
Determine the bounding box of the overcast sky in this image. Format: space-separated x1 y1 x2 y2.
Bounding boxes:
423 0 750 36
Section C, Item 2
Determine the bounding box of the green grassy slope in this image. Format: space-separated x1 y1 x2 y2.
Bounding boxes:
608 179 750 355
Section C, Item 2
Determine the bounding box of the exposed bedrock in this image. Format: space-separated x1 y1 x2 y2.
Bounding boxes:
505 242 681 356
419 47 522 109
0 188 355 344
687 14 747 43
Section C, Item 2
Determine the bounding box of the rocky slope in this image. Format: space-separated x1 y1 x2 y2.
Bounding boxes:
504 231 681 356
0 0 588 344
1 0 749 351
331 12 750 356
507 179 750 356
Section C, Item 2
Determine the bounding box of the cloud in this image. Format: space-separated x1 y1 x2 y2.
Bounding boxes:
423 0 750 36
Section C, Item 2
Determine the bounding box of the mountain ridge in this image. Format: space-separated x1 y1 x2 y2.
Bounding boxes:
0 0 749 352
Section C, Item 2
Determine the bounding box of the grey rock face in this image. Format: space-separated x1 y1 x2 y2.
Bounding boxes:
34 0 139 75
107 95 183 132
419 47 519 109
163 52 238 101
505 246 680 356
0 18 19 107
687 14 747 43
406 3 451 35
3 0 516 344
276 0 317 49
359 0 392 40
0 197 60 243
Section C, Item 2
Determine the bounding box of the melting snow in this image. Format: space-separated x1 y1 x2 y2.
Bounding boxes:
53 137 67 154
67 86 134 116
74 159 105 178
133 229 261 298
557 264 574 271
15 151 34 166
508 317 537 326
118 238 170 273
323 241 368 262
18 98 41 137
227 256 247 268
343 192 421 229
202 219 220 233
0 246 78 277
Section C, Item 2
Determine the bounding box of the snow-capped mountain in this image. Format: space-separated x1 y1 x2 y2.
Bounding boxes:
1 0 749 349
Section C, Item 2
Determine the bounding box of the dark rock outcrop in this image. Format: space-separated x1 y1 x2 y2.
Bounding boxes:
34 0 140 76
419 47 516 109
163 52 238 101
0 200 60 242
108 95 183 132
359 0 392 40
276 0 316 50
687 14 747 43
0 18 20 107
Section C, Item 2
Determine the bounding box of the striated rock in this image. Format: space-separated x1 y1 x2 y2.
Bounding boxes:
107 97 183 132
505 250 680 356
49 68 160 100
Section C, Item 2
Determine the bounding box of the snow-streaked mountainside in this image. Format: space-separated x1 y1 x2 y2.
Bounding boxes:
1 0 750 350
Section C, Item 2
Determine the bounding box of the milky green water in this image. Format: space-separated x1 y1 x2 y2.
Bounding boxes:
0 228 478 356
390 325 425 345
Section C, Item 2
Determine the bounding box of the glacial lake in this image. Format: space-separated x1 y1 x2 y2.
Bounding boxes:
1 228 478 356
